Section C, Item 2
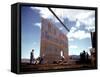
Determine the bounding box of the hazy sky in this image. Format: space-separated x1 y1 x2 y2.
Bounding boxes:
21 6 95 59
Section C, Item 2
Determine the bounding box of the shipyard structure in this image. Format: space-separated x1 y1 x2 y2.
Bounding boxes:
40 18 69 64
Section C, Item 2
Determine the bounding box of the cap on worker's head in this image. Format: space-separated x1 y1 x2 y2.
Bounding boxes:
32 49 34 51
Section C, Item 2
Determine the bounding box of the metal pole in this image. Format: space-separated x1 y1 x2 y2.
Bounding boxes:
48 7 70 32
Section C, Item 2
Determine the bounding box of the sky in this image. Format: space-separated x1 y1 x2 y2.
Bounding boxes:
21 6 95 59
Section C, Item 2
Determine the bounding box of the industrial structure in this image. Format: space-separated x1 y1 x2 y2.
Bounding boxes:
90 32 96 66
40 18 69 64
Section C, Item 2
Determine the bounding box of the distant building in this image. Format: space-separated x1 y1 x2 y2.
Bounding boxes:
40 18 69 64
